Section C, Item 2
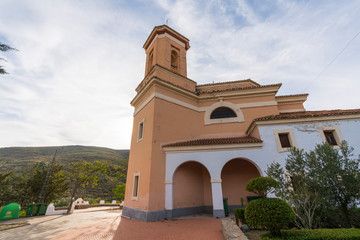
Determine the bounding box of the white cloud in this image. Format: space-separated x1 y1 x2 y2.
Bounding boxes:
0 0 359 149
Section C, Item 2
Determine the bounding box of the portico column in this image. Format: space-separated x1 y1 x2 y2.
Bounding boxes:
211 179 225 218
165 180 173 219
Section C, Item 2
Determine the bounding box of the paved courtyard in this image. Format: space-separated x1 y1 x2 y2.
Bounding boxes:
0 207 224 240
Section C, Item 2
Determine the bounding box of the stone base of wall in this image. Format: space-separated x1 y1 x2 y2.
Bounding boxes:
122 205 225 222
122 206 166 222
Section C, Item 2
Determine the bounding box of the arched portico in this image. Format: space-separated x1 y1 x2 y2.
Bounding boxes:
165 159 225 219
172 161 212 217
165 149 265 219
221 158 262 210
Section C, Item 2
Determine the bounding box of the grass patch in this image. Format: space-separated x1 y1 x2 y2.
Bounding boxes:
261 228 360 240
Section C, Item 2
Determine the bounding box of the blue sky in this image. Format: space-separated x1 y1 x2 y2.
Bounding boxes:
0 0 359 149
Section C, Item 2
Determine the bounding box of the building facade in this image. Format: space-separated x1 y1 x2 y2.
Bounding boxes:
122 25 360 222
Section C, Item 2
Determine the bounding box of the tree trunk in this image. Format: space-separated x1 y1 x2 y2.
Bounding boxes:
341 203 351 228
67 185 78 214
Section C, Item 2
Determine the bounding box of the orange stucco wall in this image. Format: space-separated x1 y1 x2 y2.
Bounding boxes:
123 98 156 211
173 162 212 208
221 159 261 206
277 103 305 112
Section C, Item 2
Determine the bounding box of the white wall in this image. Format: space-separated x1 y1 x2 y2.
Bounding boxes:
164 118 360 211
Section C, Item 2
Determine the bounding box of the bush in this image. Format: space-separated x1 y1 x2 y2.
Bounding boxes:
234 208 246 226
246 177 279 198
53 197 71 207
261 228 360 240
83 198 98 205
245 198 295 236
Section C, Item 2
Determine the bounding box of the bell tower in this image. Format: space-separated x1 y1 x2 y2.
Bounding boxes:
123 25 193 222
143 25 190 78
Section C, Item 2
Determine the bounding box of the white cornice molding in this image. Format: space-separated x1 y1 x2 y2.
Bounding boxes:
133 89 278 116
163 142 263 153
147 33 186 52
133 76 280 106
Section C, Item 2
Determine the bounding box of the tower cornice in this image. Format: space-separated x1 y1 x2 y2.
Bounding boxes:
143 25 190 51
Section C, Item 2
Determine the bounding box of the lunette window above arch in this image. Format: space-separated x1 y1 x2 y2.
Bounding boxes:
210 107 237 119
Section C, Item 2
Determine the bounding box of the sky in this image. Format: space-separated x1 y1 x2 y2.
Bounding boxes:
0 0 359 149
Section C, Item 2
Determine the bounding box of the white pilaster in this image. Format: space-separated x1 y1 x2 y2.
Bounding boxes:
211 179 225 218
165 181 173 210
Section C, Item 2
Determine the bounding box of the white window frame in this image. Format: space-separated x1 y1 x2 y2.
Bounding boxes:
132 172 140 200
204 101 244 125
137 119 145 142
317 125 343 149
273 129 297 152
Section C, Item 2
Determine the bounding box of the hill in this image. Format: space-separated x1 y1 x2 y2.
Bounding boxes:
0 146 129 201
0 145 129 172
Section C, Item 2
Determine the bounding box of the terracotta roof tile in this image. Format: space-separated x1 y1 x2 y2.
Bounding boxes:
163 136 262 147
275 94 309 98
196 83 281 94
254 109 360 121
197 79 260 87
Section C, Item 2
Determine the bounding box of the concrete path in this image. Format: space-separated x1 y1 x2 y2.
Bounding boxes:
0 207 224 240
55 217 223 240
0 207 120 240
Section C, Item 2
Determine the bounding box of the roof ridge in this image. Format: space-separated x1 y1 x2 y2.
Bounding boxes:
196 83 282 94
254 108 360 121
197 79 259 87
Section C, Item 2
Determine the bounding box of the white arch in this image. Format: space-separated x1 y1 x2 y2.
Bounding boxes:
204 101 245 125
167 159 214 182
220 157 263 177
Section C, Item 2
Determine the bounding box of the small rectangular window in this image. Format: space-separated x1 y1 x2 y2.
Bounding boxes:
324 131 337 145
317 126 342 148
279 133 291 148
138 120 144 141
132 173 140 199
273 129 297 152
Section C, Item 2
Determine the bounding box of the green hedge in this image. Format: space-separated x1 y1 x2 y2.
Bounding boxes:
261 228 360 240
234 208 246 225
245 198 295 236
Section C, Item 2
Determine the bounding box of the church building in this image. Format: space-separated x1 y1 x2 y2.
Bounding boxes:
122 25 360 221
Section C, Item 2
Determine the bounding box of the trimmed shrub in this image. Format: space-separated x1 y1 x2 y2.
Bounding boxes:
246 177 279 198
261 228 360 240
234 208 246 226
245 198 295 236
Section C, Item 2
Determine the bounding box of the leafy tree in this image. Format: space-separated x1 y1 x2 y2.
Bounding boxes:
112 183 126 201
267 142 360 228
0 162 69 207
66 160 107 214
0 42 17 74
27 162 69 204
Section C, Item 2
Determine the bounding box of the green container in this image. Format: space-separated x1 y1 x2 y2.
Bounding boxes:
37 204 48 215
26 204 39 216
247 196 261 203
0 203 21 220
223 198 229 217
